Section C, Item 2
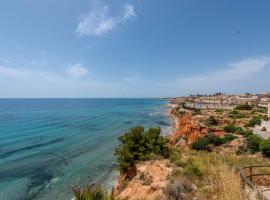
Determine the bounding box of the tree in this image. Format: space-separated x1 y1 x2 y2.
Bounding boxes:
115 126 169 173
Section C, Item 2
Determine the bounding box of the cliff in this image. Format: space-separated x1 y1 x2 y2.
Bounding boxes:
170 111 208 145
114 160 172 200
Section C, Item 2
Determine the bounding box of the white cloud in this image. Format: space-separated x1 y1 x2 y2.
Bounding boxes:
123 4 136 20
179 56 270 83
174 56 270 95
75 4 136 36
66 63 89 78
124 73 141 83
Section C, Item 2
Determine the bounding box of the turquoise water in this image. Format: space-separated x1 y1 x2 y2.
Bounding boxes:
0 99 171 200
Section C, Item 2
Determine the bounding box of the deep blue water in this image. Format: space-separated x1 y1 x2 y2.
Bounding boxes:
0 99 171 200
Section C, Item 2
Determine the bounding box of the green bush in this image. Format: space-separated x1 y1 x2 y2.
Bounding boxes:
221 134 237 144
191 137 210 150
228 110 246 119
215 109 224 114
115 126 169 173
191 134 236 150
247 135 262 153
223 124 244 134
239 130 252 138
255 107 267 113
246 116 262 127
207 116 218 126
235 104 253 110
260 140 270 157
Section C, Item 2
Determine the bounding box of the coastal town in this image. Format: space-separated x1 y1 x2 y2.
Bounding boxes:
106 92 270 200
169 92 270 141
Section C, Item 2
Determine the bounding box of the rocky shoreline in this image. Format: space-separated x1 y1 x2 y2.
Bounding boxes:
110 101 270 200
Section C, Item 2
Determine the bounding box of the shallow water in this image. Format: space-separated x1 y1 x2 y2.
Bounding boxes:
0 98 171 200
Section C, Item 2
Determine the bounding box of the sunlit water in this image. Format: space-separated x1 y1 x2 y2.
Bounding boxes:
0 99 171 200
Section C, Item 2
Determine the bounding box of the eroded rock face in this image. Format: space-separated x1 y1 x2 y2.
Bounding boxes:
170 112 208 145
114 160 172 200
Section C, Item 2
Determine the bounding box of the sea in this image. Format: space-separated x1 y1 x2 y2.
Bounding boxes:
0 98 171 200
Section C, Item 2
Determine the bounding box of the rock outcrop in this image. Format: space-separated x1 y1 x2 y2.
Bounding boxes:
170 112 208 145
114 160 172 200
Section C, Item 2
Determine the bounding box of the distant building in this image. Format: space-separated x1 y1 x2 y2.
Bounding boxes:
268 103 270 119
184 95 236 110
236 94 258 105
253 103 270 139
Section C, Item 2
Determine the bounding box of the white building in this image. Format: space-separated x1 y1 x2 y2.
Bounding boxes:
253 103 270 139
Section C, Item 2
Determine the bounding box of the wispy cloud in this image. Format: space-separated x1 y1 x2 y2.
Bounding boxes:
75 3 136 36
174 56 270 94
0 66 49 79
179 56 270 83
0 65 122 98
123 73 141 83
66 63 89 78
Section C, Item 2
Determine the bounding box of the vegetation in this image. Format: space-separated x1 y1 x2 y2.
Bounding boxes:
73 185 118 200
114 126 169 173
192 109 202 116
254 107 267 113
246 134 262 153
207 115 218 126
228 110 247 119
246 116 262 127
191 134 237 151
215 108 224 114
223 124 244 134
168 149 269 200
235 104 253 110
260 140 270 157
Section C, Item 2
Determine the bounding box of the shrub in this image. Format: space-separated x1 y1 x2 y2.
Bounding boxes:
215 109 224 113
115 126 169 173
221 134 237 144
193 109 202 116
207 115 218 126
236 146 248 155
260 140 270 157
241 130 252 138
191 137 210 150
235 104 253 110
228 110 246 119
184 157 205 177
191 134 236 151
170 148 187 167
246 116 262 127
223 124 243 134
255 107 267 113
247 135 262 153
73 184 115 200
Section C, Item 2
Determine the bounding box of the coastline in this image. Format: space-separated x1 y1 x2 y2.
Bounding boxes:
165 102 179 136
88 99 174 194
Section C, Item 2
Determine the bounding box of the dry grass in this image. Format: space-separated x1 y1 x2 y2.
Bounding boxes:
213 165 246 200
169 148 270 199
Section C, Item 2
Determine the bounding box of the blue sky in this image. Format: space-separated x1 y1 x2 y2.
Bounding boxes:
0 0 270 97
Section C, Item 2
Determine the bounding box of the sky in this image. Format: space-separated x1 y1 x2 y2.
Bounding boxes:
0 0 270 98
